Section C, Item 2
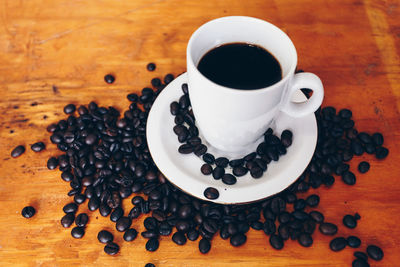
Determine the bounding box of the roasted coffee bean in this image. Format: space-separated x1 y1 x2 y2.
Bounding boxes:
278 224 290 240
212 167 225 179
270 197 286 214
367 245 384 261
178 205 192 219
199 238 211 254
145 264 156 267
372 132 384 146
123 228 138 242
88 197 100 211
330 237 347 252
104 74 115 84
75 213 89 227
319 222 338 235
152 210 166 221
269 234 284 250
74 194 86 204
298 233 313 247
98 230 113 243
342 171 356 185
306 194 320 207
64 104 76 114
47 157 58 170
263 220 276 235
294 199 306 211
175 220 190 232
194 144 207 156
250 167 263 178
187 229 199 241
278 212 291 224
116 217 132 232
178 144 193 154
144 217 158 230
11 145 25 158
233 166 248 177
146 238 159 252
339 108 352 119
215 157 229 168
158 221 172 236
100 203 112 217
146 63 156 71
71 226 85 239
21 206 36 218
202 153 215 164
354 251 368 261
304 220 317 235
358 161 370 173
281 130 293 147
222 174 237 185
292 211 309 221
230 233 247 247
104 242 119 255
347 236 361 248
375 146 389 159
343 214 358 229
63 203 78 214
201 164 213 175
309 211 324 223
142 230 159 239
357 132 372 144
110 207 123 222
31 142 45 152
61 213 75 227
351 140 364 156
172 231 187 245
352 259 370 267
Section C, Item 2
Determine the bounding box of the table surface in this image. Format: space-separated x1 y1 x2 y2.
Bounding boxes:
0 0 399 266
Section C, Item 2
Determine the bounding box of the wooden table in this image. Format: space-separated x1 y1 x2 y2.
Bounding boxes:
0 0 399 266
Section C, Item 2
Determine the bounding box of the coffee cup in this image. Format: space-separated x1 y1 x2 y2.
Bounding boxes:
187 16 324 154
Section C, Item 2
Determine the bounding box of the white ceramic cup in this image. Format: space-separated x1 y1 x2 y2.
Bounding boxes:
187 16 324 154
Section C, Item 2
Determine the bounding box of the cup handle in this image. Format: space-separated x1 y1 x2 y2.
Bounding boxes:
280 72 324 117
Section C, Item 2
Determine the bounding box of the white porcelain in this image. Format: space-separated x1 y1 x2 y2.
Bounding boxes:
187 16 324 155
147 73 318 204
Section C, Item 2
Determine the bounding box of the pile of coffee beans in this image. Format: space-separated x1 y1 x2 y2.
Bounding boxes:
170 84 293 192
15 65 387 266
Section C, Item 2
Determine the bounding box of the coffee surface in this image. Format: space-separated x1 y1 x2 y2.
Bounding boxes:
197 43 282 89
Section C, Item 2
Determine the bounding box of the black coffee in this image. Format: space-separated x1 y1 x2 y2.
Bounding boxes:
197 43 282 89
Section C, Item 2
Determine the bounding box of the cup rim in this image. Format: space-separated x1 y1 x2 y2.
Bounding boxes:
187 16 298 94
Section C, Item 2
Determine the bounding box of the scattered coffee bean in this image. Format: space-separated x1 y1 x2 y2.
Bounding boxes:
201 164 213 175
63 104 76 114
116 217 132 232
63 203 78 214
309 211 324 223
47 157 58 170
347 236 361 248
230 233 247 247
330 237 347 252
352 258 370 267
11 145 25 158
75 213 89 227
306 194 320 207
375 146 389 159
31 142 46 152
104 242 119 255
222 174 237 185
98 230 114 244
354 252 368 261
147 63 156 71
110 207 124 222
319 223 338 235
21 206 36 218
146 238 159 252
145 264 156 267
366 245 384 261
199 238 211 254
298 233 313 247
104 74 115 84
172 231 187 245
372 132 384 146
61 213 75 227
342 171 356 185
270 234 284 250
204 187 219 200
71 226 85 239
124 228 138 242
343 214 358 229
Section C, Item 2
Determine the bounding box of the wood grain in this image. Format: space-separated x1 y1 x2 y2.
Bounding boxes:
0 0 399 266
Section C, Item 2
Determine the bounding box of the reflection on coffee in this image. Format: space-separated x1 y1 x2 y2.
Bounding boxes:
197 43 282 90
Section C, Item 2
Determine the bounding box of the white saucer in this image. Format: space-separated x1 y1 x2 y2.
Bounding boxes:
147 73 317 204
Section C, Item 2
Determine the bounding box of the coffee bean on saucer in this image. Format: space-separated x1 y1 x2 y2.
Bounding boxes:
11 145 25 158
200 164 213 175
358 161 370 173
215 157 229 168
204 187 219 200
146 238 159 252
75 213 89 227
104 242 119 255
194 144 207 156
21 206 35 218
124 228 138 242
71 226 85 239
178 144 193 154
147 63 156 71
281 130 293 147
250 167 263 178
104 74 115 84
212 167 224 179
164 74 174 84
170 101 180 115
366 245 384 261
330 237 347 252
222 174 237 185
202 153 215 164
347 236 361 248
31 142 45 152
233 166 248 177
98 230 114 244
352 258 370 267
